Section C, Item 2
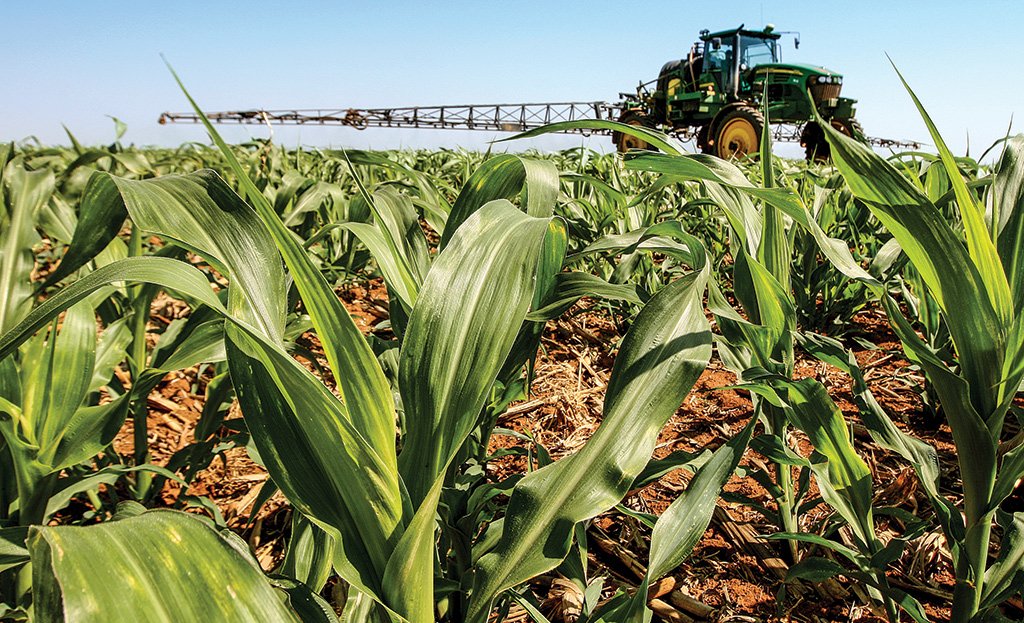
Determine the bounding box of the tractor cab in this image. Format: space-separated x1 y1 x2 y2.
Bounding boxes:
699 26 781 98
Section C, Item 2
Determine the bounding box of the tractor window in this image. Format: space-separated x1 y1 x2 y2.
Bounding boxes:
740 36 777 69
705 40 732 73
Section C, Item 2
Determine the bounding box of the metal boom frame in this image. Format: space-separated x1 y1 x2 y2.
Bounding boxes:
158 102 920 149
159 102 622 134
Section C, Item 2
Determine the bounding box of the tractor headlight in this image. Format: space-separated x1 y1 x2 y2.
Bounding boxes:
816 76 828 84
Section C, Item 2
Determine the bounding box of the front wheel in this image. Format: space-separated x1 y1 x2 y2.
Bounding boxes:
713 107 763 160
612 112 653 152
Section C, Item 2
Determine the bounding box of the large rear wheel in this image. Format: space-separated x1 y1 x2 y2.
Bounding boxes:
713 107 763 160
613 111 653 152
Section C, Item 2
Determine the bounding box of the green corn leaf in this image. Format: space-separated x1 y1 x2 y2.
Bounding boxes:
819 106 1006 421
332 188 429 314
765 532 861 563
280 512 336 593
891 63 1012 327
786 557 848 583
0 526 28 573
757 93 789 290
398 200 557 505
363 186 430 299
750 435 811 467
167 66 398 482
526 271 645 321
992 444 1024 512
268 576 341 623
0 257 223 362
0 255 405 606
88 317 131 393
504 120 687 155
570 220 708 270
498 217 568 384
382 474 446 623
0 165 53 333
881 296 998 524
44 464 185 520
992 136 1024 312
644 416 755 581
28 302 95 460
29 510 303 623
49 393 130 472
225 326 403 599
42 171 128 288
95 170 286 344
624 152 879 287
441 154 560 248
796 331 963 540
981 511 1024 610
748 377 875 548
469 258 711 621
732 248 794 336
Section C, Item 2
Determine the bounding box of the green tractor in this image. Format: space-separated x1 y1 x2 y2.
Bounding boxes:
613 24 861 159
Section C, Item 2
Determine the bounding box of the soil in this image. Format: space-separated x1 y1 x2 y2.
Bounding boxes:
100 276 1011 623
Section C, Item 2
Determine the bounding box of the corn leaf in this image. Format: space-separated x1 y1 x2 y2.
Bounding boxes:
0 256 405 606
992 136 1024 313
505 120 687 155
820 113 1005 420
0 165 53 333
168 67 398 479
469 258 711 620
892 64 1012 327
42 171 127 288
646 417 754 580
0 526 28 573
29 510 303 623
441 154 559 248
398 200 557 505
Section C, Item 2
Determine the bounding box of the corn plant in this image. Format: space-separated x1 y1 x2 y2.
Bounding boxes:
809 74 1024 621
0 77 740 622
744 371 929 622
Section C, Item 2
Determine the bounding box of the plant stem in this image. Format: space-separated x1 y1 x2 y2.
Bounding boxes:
127 225 152 500
951 510 993 622
776 459 799 562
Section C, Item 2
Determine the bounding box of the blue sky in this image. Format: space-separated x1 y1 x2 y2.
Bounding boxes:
1 1 1020 158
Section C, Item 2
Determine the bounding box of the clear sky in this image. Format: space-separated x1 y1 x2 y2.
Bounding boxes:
1 1 1020 159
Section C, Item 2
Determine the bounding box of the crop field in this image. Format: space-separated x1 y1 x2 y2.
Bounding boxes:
1 82 1023 623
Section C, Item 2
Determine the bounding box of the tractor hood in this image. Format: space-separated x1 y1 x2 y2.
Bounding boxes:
753 63 842 80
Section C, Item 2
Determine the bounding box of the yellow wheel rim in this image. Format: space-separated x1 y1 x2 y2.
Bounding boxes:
716 117 758 159
617 120 650 152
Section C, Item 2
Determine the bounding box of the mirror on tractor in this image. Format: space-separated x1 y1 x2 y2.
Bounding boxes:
712 37 722 50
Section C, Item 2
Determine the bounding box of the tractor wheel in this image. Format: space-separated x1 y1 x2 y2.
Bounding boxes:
613 112 653 152
801 118 861 161
833 118 863 139
697 124 714 154
800 121 827 161
713 107 763 160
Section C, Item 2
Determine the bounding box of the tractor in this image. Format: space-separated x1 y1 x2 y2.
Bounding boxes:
612 24 861 159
